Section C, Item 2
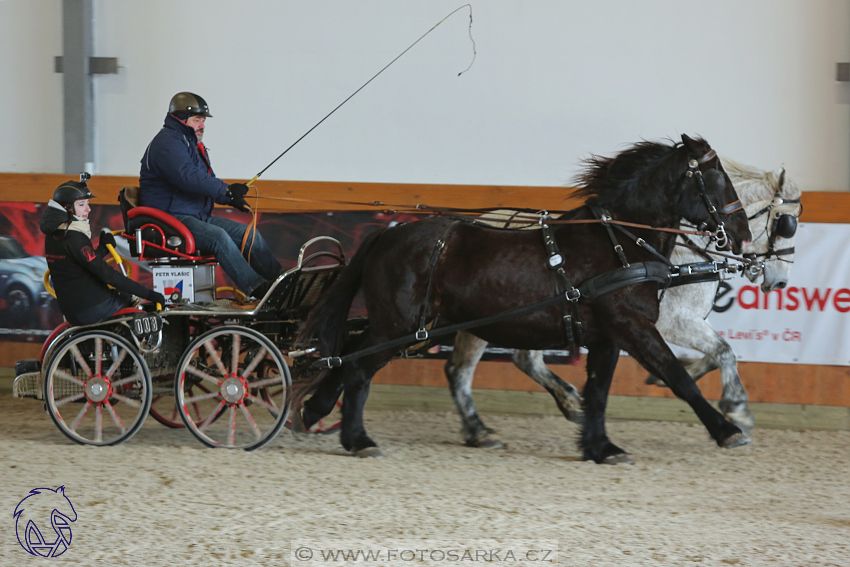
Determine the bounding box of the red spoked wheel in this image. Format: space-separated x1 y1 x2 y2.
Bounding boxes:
43 330 152 446
149 380 213 428
174 326 291 450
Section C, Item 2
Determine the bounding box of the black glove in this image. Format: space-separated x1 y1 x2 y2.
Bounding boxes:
100 231 117 248
147 290 166 307
228 183 249 199
229 194 251 213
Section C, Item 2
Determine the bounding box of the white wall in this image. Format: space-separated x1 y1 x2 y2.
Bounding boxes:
2 0 849 191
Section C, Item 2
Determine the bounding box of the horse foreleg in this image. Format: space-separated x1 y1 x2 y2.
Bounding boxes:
680 355 718 381
581 342 630 464
337 360 382 457
655 320 754 433
337 339 395 458
624 324 751 449
513 350 584 424
445 332 502 448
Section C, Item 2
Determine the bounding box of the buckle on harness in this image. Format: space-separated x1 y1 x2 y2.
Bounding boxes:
565 288 581 302
415 329 429 341
313 356 343 369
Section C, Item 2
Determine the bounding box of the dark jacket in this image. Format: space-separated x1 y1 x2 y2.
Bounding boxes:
41 204 156 325
139 114 230 220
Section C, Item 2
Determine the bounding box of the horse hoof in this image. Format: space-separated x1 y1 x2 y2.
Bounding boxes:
288 409 307 433
354 446 384 458
721 432 752 449
470 431 504 449
471 437 504 449
724 410 755 434
602 453 634 465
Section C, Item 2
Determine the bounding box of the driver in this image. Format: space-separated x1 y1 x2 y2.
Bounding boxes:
139 92 281 300
41 177 166 326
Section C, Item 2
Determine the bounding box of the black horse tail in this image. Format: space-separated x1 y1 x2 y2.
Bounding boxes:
297 227 387 356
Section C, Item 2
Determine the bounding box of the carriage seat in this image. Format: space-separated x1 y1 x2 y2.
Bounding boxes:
119 186 216 263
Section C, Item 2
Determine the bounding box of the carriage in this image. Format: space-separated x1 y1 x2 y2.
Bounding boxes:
12 187 354 450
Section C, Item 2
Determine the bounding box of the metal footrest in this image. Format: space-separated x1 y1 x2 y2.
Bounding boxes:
13 372 42 400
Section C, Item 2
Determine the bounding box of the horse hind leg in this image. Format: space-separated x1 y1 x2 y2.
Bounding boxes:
512 350 584 424
445 331 503 448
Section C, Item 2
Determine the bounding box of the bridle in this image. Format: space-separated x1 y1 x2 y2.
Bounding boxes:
742 185 801 276
685 148 743 250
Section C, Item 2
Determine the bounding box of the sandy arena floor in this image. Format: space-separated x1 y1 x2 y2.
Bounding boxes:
1 394 848 566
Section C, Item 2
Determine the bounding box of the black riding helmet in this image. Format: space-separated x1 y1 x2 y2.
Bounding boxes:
168 92 212 118
53 173 95 211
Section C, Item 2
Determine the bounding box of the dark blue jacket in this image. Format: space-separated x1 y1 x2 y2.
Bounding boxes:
139 114 230 220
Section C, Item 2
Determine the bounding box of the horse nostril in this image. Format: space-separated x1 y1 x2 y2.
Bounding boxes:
775 281 787 290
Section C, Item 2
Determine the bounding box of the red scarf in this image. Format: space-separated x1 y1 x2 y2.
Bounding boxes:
197 142 211 174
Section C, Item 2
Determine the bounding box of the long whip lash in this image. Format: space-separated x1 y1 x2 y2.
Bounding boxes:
247 4 476 185
238 5 475 265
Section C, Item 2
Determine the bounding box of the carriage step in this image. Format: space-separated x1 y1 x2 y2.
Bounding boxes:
13 371 42 400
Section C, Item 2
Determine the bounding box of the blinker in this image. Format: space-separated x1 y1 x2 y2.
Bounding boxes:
774 213 797 239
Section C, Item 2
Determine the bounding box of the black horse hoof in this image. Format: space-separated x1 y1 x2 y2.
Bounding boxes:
721 432 752 449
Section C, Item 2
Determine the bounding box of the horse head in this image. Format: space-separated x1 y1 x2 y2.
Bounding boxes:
736 165 802 292
678 135 752 255
574 136 751 254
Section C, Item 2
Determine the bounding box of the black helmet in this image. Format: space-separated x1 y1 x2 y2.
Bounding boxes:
168 92 212 118
53 174 95 209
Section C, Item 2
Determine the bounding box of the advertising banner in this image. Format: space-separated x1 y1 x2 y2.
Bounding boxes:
705 223 850 366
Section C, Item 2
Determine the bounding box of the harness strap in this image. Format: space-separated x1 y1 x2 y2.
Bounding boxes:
540 220 582 356
416 222 457 339
591 206 630 268
313 261 674 369
610 223 676 268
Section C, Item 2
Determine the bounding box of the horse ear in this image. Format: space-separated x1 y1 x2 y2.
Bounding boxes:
681 134 699 153
773 166 786 190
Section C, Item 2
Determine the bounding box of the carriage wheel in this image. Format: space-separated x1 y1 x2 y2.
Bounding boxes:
43 330 152 446
174 326 291 450
149 379 213 429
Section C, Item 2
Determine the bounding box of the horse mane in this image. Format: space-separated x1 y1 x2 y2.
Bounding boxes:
720 155 802 205
570 139 687 215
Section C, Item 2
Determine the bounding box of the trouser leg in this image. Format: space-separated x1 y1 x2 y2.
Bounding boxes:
208 216 282 280
175 215 266 294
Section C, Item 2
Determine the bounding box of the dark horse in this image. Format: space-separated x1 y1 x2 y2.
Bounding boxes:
296 135 752 463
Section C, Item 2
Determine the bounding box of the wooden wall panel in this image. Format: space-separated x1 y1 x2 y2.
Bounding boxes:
2 172 846 220
372 357 850 407
1 173 847 406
